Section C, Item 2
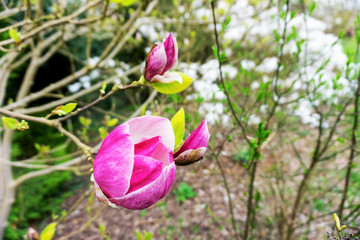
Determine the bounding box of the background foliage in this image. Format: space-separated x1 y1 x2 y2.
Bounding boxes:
1 0 360 239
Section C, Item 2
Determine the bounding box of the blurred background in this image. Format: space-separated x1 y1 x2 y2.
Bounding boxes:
1 0 360 239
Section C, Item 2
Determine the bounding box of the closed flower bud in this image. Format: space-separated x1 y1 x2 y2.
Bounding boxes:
174 120 210 165
144 33 178 83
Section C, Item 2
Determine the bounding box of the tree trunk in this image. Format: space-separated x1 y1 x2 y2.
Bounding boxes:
0 129 15 239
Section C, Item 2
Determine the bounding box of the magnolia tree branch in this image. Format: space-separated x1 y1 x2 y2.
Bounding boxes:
285 98 352 240
0 108 94 160
338 70 360 219
0 52 19 106
11 156 86 187
3 12 148 111
8 84 157 187
0 157 79 170
4 67 89 110
0 0 102 48
18 65 142 115
22 150 81 164
212 129 239 240
210 1 251 146
0 7 30 20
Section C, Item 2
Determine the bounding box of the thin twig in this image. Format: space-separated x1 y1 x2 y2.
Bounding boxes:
338 61 360 219
0 0 102 47
210 1 251 146
57 83 140 122
212 128 239 240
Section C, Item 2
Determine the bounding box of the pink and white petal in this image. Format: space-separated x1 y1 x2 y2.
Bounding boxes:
93 180 119 209
144 44 167 81
151 139 174 166
174 120 210 158
127 155 163 194
151 72 182 84
135 136 162 157
174 147 207 164
162 33 178 73
93 123 134 199
128 116 175 151
109 162 176 210
135 136 173 166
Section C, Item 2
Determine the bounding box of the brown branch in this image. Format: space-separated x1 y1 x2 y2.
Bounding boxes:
18 65 141 115
0 108 93 160
338 71 360 219
0 0 102 47
0 7 29 20
212 128 239 240
58 83 140 122
4 66 89 110
210 1 251 146
12 156 85 187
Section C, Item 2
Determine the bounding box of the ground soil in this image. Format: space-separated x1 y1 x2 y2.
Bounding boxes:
56 150 246 240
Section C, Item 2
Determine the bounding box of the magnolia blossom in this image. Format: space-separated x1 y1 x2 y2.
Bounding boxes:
93 116 176 210
174 120 210 165
143 33 182 84
93 115 210 209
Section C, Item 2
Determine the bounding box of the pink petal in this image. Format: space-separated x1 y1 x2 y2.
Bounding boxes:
151 139 174 166
151 72 182 84
109 163 176 210
93 123 134 198
162 33 178 73
135 136 173 166
144 44 167 81
94 180 119 208
127 155 163 194
174 120 210 159
135 136 162 157
128 116 175 151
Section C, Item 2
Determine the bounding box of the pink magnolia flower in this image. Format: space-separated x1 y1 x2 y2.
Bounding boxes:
143 33 182 84
93 116 176 210
93 115 210 209
174 120 210 165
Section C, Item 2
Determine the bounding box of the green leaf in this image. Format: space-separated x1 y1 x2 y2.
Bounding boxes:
145 231 153 240
34 143 42 152
333 213 347 232
135 230 143 240
99 127 108 139
152 72 193 94
79 116 92 127
220 52 226 63
309 2 316 16
2 117 18 130
171 108 185 147
40 222 57 240
110 0 137 6
212 45 219 60
100 82 107 95
107 118 118 127
17 120 29 131
99 224 106 237
141 105 146 116
9 28 21 43
52 103 77 116
140 210 147 217
25 0 38 4
220 16 231 33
